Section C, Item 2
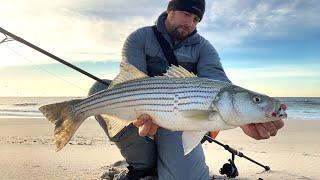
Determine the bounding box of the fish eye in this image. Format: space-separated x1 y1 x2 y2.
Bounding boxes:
252 96 261 103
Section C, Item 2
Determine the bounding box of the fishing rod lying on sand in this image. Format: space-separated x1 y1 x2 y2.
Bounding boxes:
1 26 270 178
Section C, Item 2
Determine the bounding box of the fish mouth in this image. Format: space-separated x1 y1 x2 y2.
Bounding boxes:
270 103 287 119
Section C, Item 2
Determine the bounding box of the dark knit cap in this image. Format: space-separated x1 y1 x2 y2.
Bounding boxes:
167 0 206 21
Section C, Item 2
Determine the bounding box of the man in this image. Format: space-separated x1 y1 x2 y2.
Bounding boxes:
89 0 284 179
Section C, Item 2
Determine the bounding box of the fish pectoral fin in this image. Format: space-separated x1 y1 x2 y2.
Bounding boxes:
182 131 207 155
108 61 149 89
100 114 132 137
182 110 216 121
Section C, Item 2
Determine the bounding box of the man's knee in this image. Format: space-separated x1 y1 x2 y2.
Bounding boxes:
156 128 209 180
88 80 111 96
95 116 157 170
114 124 157 170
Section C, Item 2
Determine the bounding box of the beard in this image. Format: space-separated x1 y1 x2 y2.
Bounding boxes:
167 24 192 40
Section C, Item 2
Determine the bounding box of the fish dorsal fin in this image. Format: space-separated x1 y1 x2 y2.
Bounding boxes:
109 62 149 88
163 65 197 78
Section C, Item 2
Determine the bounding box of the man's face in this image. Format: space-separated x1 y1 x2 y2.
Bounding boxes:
166 10 200 40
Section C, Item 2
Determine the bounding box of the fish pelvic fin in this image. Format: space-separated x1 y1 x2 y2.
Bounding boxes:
100 114 132 137
39 99 83 152
182 131 207 155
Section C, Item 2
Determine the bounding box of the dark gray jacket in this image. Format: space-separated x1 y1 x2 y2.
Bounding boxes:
122 12 231 83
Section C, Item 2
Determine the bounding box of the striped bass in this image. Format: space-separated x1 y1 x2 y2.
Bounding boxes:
39 62 287 155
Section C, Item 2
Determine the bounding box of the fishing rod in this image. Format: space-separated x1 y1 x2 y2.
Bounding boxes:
0 27 108 86
1 26 270 178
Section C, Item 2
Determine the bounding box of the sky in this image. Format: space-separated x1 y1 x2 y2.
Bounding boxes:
0 0 319 97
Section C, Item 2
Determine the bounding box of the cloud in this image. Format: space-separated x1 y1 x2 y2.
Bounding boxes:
0 0 168 67
1 0 319 67
75 0 165 19
201 0 320 48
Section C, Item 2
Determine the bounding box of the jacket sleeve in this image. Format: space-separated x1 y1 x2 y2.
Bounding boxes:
197 39 231 83
121 28 148 73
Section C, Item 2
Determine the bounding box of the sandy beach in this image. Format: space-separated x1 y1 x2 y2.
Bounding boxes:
0 117 319 180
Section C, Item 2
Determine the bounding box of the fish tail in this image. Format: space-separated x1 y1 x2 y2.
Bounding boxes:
39 99 83 151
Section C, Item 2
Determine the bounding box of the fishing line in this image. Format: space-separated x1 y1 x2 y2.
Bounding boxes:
1 43 88 93
0 27 108 86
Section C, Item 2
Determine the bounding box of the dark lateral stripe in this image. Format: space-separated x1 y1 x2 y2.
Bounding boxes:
77 78 221 106
106 78 218 91
78 98 209 116
178 102 204 106
76 94 211 116
109 105 174 112
178 95 213 99
78 102 174 115
76 89 171 109
110 107 173 113
76 89 215 111
136 109 173 112
80 84 215 107
91 89 214 106
76 96 173 113
109 80 217 93
75 84 217 107
76 90 215 113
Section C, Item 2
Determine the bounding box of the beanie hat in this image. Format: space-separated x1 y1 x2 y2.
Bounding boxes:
167 0 206 21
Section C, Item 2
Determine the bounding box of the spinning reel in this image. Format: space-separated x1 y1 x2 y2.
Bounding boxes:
203 134 270 178
219 154 239 178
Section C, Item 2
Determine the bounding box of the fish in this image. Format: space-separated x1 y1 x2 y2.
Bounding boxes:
39 62 287 155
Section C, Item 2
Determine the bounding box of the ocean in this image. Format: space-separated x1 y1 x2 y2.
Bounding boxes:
0 97 319 120
0 97 79 118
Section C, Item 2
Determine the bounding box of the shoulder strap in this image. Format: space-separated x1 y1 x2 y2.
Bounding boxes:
152 25 178 66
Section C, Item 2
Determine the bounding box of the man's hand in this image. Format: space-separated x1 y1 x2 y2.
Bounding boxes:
240 120 284 140
133 114 159 137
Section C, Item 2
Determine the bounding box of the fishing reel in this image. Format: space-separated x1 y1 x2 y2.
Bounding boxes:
219 154 239 178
